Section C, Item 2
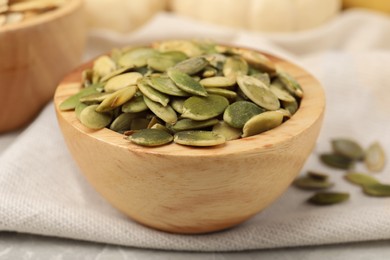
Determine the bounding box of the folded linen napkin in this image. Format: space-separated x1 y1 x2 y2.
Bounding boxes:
0 10 389 251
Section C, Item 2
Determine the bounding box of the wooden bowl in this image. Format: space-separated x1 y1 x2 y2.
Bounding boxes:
54 49 325 234
0 0 86 133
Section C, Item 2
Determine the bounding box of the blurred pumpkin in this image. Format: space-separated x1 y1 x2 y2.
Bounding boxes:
85 0 168 33
170 0 341 32
343 0 390 14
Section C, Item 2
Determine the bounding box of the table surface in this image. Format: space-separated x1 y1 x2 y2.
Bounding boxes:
1 232 390 260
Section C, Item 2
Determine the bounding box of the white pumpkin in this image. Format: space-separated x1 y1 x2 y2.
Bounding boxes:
170 0 341 32
85 0 168 33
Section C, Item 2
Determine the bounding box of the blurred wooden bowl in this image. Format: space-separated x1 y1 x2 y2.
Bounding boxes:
0 0 86 133
54 48 325 234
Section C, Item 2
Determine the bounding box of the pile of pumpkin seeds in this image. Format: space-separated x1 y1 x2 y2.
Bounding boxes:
60 40 303 147
294 138 388 205
0 0 67 27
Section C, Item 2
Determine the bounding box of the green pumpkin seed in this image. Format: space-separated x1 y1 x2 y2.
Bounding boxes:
242 111 283 138
167 69 208 97
59 84 101 111
75 102 88 120
238 49 276 74
275 108 292 119
293 176 334 190
212 121 242 141
118 47 158 68
199 76 236 88
96 85 138 112
363 184 390 197
223 56 248 79
170 98 186 114
173 57 209 75
202 66 218 78
82 69 93 87
365 142 386 172
104 72 142 92
131 118 150 130
138 81 170 107
270 81 296 102
278 71 303 98
153 40 203 57
100 66 134 82
237 75 280 111
110 113 139 132
128 129 173 147
147 51 188 72
174 131 226 147
331 138 364 160
93 55 116 78
143 96 177 125
121 95 148 113
206 88 237 99
282 99 299 115
79 105 112 130
181 95 229 121
224 101 265 129
148 76 189 97
307 171 329 181
151 123 170 133
251 72 271 87
307 192 350 205
147 116 159 129
79 92 112 104
320 154 354 170
204 53 227 69
172 118 219 131
344 172 380 186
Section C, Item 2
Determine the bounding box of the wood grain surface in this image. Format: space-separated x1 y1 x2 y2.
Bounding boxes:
54 50 325 234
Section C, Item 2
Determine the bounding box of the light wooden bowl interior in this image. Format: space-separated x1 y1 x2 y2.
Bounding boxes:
0 0 86 133
54 49 325 234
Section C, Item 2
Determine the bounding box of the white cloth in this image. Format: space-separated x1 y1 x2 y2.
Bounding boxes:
1 10 390 252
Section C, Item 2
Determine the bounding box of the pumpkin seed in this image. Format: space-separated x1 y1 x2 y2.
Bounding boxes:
278 71 303 98
170 98 186 114
96 85 138 112
174 131 226 147
173 57 209 75
242 111 283 138
128 129 173 147
224 101 265 129
270 81 296 102
206 88 237 99
282 99 299 115
223 56 248 79
294 176 334 190
100 66 134 82
79 92 112 105
199 76 236 88
237 75 280 111
79 105 112 130
93 55 116 78
212 121 242 141
275 108 292 119
110 113 139 132
332 138 364 160
307 171 329 181
363 184 390 197
81 69 93 87
59 84 101 111
167 69 208 97
238 49 276 74
172 118 219 131
153 40 203 57
138 81 170 107
320 154 354 170
104 72 142 92
365 142 386 172
147 51 188 72
118 47 158 68
148 76 189 97
151 123 170 133
182 95 229 121
75 102 88 120
344 172 380 186
143 96 177 125
307 192 350 205
131 118 150 130
121 95 148 113
202 66 218 78
251 72 271 87
147 116 159 129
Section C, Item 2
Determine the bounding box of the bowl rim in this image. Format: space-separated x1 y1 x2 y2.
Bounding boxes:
54 45 326 158
0 0 82 32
